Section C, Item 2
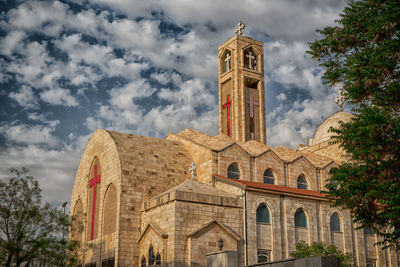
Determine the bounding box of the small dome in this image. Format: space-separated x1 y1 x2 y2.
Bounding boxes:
309 112 353 146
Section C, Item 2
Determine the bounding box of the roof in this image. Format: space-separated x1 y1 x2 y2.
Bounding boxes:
273 146 302 162
187 218 241 240
143 179 240 211
241 140 272 156
173 128 234 151
311 112 353 145
137 222 168 243
214 175 327 199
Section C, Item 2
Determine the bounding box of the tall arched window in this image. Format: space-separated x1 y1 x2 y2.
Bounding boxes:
71 200 83 241
263 169 275 184
141 256 146 267
295 209 307 228
330 213 341 232
156 252 161 265
256 204 271 223
297 175 308 189
103 184 117 235
149 245 155 265
227 163 240 179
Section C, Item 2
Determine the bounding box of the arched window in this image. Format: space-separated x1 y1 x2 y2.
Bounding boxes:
257 249 270 263
256 204 271 223
227 163 240 179
263 169 275 184
141 256 146 267
156 252 161 265
71 200 83 241
149 245 155 265
295 209 307 228
244 47 257 71
330 213 341 232
297 175 308 189
103 184 117 235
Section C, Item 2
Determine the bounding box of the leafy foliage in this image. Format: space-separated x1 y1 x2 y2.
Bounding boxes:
290 241 355 267
308 0 400 248
0 168 86 266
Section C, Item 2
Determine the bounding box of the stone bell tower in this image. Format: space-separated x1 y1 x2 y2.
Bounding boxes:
218 21 266 144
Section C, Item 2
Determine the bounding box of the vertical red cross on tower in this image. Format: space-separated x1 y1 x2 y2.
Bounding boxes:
89 164 101 240
246 92 259 140
223 95 232 136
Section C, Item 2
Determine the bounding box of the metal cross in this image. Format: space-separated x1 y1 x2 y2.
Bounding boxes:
189 162 197 179
234 20 246 35
335 87 345 112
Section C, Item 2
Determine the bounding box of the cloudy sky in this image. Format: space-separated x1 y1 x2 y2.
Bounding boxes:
0 0 347 206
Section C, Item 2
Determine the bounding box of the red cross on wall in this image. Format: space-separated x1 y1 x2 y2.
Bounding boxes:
89 164 101 240
223 95 232 136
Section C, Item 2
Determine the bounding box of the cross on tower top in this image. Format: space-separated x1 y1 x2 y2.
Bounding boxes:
234 21 246 35
335 87 345 112
189 162 197 180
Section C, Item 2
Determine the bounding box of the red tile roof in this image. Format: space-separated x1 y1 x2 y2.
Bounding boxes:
214 175 327 199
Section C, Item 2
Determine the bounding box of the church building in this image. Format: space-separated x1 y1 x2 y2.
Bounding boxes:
70 22 399 267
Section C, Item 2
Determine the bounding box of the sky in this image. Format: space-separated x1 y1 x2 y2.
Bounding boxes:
0 0 348 206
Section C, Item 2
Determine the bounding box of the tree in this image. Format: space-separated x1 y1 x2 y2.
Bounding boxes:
0 168 85 266
290 241 354 267
308 0 400 248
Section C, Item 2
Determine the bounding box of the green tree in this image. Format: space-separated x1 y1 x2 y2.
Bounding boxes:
0 168 85 266
308 0 400 248
290 241 355 267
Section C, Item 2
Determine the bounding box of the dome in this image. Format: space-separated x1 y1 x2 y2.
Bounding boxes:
309 112 353 146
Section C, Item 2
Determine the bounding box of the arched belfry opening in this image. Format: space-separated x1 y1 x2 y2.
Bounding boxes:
218 33 266 144
221 49 232 73
243 46 257 71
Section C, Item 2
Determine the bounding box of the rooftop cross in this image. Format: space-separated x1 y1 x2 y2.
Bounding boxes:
335 87 345 112
189 162 197 179
234 20 246 35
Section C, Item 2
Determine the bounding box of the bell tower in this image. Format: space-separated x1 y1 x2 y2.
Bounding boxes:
218 21 266 144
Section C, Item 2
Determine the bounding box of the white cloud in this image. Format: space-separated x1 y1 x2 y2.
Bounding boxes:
0 122 59 147
0 30 26 56
40 88 79 107
268 95 338 148
0 134 90 204
276 93 287 102
9 85 38 109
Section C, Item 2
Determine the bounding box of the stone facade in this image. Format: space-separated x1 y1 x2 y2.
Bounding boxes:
69 32 399 267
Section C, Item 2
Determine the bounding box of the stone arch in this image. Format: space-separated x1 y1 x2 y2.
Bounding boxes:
251 198 276 260
102 183 117 235
289 204 314 224
288 156 317 190
219 143 250 179
227 162 241 179
252 198 277 220
263 168 275 184
297 174 308 189
71 199 84 241
326 209 347 251
87 156 101 241
254 150 284 185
